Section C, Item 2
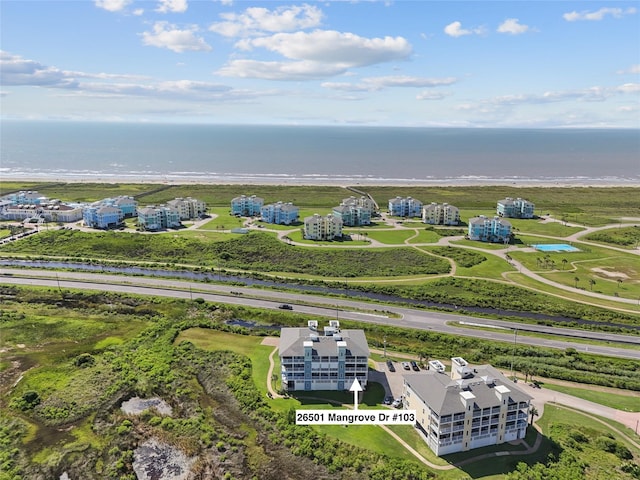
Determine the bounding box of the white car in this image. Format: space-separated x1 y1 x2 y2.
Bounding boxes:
391 398 402 408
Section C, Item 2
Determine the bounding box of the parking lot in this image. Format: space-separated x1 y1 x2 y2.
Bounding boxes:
371 358 427 403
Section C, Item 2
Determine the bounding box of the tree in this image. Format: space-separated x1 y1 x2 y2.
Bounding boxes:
617 278 623 289
529 405 539 425
562 258 568 270
574 276 580 288
589 278 596 291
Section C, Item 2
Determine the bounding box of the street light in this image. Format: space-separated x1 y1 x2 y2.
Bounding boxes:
510 328 518 380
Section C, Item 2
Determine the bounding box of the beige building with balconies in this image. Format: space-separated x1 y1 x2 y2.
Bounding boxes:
402 357 531 456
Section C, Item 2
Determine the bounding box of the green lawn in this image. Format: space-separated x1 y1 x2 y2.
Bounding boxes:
286 229 370 246
175 328 274 398
540 383 640 412
509 218 585 237
508 242 640 300
450 238 511 250
365 229 420 245
455 252 515 280
406 229 443 244
196 208 247 230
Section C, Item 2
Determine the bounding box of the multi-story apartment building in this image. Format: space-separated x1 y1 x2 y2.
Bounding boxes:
497 197 535 219
279 321 369 392
82 205 124 229
83 196 138 228
388 196 423 218
231 195 264 217
304 213 343 240
137 205 181 231
106 196 138 218
402 357 531 456
422 202 460 225
343 195 377 213
260 201 299 225
467 215 512 243
1 191 47 206
332 203 371 227
3 202 84 223
167 197 207 220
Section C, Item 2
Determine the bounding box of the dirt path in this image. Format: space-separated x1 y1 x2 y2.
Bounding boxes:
261 338 283 399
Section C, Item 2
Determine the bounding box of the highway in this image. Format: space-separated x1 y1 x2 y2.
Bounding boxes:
1 268 639 360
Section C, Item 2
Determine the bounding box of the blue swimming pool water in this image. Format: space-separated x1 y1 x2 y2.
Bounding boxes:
532 244 580 252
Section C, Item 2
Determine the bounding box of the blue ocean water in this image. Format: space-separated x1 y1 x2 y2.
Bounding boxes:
1 121 638 185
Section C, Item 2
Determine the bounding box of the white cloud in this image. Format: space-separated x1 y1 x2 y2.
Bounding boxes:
563 7 637 21
238 30 411 67
220 30 412 80
617 83 640 93
0 51 76 87
320 82 370 92
617 105 639 112
209 4 323 37
444 21 485 37
416 90 450 100
94 0 132 12
497 18 530 35
133 8 144 16
322 75 456 92
156 0 188 14
141 22 212 53
617 64 640 74
217 59 347 80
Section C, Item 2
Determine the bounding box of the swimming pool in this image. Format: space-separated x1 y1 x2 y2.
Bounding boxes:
532 244 580 252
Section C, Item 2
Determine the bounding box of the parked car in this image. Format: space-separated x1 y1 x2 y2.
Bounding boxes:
383 395 393 405
410 361 420 371
278 304 293 310
402 362 411 370
391 398 402 408
386 360 395 372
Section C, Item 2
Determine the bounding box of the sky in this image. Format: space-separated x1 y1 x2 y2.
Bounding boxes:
1 0 639 128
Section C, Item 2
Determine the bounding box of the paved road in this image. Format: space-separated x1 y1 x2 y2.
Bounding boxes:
2 269 639 360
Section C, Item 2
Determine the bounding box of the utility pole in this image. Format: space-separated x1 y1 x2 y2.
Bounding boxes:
510 328 518 380
383 335 387 358
56 273 63 299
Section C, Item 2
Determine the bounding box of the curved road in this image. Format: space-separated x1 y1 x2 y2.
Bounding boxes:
2 268 639 360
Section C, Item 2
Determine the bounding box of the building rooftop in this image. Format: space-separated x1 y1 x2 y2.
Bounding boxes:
404 364 531 415
279 324 369 358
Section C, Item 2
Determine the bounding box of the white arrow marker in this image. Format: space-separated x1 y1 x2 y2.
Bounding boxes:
350 378 363 410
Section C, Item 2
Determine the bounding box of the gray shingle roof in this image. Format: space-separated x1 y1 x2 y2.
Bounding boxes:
404 365 531 415
279 327 369 357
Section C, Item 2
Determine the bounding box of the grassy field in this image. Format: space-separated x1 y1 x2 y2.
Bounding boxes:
362 229 418 245
508 242 640 300
540 383 640 412
406 229 444 244
584 226 640 249
537 404 640 454
3 183 639 218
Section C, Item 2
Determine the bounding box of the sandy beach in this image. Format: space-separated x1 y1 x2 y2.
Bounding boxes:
3 173 640 189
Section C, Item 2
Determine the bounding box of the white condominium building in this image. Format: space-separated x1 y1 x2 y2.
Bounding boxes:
304 213 343 240
280 321 369 392
422 202 460 225
402 357 531 456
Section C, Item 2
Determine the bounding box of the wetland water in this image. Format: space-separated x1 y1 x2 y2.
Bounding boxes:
2 259 637 331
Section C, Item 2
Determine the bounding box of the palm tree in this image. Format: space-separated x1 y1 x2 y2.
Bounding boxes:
562 258 568 270
617 278 623 289
589 278 596 291
529 405 539 425
574 276 580 288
